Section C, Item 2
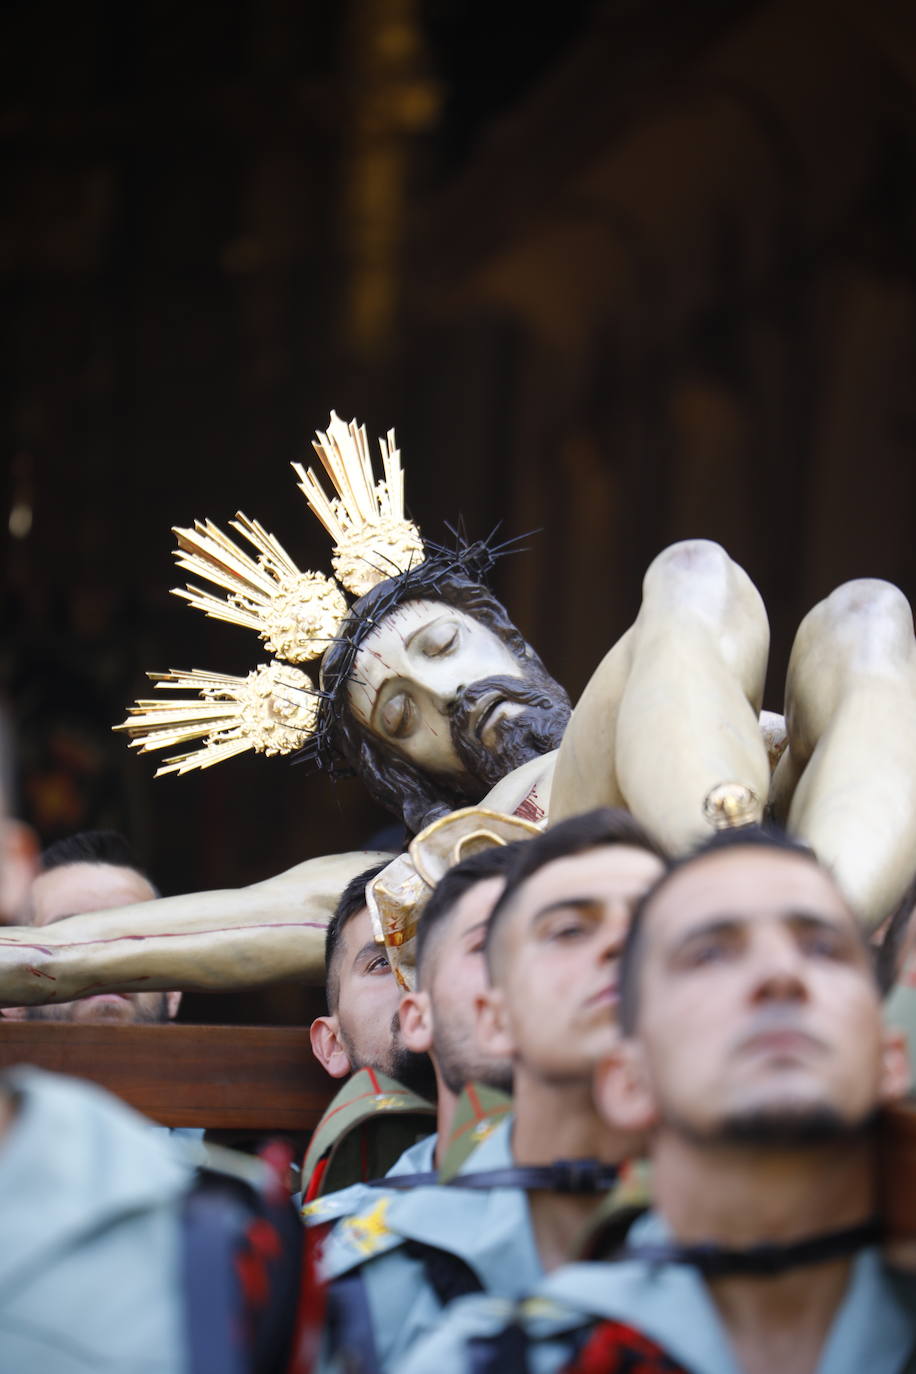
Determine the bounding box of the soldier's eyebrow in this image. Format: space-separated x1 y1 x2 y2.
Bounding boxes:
668 909 857 956
461 919 489 945
352 940 388 970
530 896 598 928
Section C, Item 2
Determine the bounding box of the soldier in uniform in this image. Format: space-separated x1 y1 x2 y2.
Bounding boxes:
316 809 665 1373
398 829 916 1374
302 861 437 1203
302 842 518 1232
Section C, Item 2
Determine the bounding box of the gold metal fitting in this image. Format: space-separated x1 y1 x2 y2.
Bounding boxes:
702 782 761 830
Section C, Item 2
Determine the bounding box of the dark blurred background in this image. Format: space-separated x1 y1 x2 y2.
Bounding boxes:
3 0 916 1017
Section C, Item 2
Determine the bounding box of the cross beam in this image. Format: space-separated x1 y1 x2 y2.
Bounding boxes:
0 1022 333 1130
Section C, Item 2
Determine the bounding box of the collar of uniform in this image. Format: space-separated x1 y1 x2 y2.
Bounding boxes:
301 1129 438 1227
301 1066 435 1184
0 1065 193 1293
437 1082 513 1181
319 1116 542 1296
382 1117 543 1296
540 1212 915 1374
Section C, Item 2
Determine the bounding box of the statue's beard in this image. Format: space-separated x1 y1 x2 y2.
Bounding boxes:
448 670 571 791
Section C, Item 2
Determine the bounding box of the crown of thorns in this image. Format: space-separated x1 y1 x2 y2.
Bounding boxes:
115 412 522 777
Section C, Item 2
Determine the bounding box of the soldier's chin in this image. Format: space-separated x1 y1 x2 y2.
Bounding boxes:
714 1102 873 1148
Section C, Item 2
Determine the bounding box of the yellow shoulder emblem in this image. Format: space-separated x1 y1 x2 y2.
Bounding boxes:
340 1196 393 1255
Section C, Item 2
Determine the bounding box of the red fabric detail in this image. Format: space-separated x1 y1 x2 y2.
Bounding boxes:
366 1066 382 1093
359 1123 370 1182
235 1218 282 1310
303 1156 329 1204
465 1083 484 1121
562 1320 688 1374
259 1139 295 1203
286 1225 325 1374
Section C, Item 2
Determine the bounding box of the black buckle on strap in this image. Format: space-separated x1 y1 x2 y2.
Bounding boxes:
549 1159 618 1194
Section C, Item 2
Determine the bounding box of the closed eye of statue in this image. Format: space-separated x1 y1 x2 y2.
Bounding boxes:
380 692 413 737
418 621 459 657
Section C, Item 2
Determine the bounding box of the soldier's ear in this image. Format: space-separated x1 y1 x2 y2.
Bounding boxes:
593 1039 656 1136
310 1014 352 1078
399 990 433 1054
475 986 514 1061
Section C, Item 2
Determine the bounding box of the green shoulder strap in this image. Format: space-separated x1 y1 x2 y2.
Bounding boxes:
302 1067 435 1198
437 1082 513 1182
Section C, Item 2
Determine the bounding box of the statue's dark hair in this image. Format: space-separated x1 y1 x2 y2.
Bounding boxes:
307 538 548 835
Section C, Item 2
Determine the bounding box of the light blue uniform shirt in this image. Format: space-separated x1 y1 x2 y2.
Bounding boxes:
318 1117 544 1373
0 1065 195 1374
399 1210 916 1374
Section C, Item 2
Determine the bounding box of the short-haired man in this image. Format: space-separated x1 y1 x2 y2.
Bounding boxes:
302 862 437 1201
9 829 178 1025
310 861 432 1088
304 844 518 1225
318 811 666 1373
405 829 916 1374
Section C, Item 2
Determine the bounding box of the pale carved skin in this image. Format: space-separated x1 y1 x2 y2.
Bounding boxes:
2 539 915 1007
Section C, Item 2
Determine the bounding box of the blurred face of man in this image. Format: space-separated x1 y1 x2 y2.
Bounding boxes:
24 863 179 1025
481 846 664 1083
403 875 512 1095
620 847 907 1144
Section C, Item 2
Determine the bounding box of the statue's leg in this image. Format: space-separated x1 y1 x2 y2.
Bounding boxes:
784 579 916 929
614 540 771 853
549 628 634 821
551 540 770 848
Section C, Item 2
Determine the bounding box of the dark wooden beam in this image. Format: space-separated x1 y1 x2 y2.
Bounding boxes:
0 1022 333 1130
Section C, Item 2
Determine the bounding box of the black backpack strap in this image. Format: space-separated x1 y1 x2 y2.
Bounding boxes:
325 1268 382 1374
368 1170 438 1189
468 1322 530 1374
182 1181 250 1374
181 1167 303 1374
370 1160 618 1193
402 1238 485 1306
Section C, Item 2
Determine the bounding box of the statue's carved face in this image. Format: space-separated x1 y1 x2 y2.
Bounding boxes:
348 600 529 779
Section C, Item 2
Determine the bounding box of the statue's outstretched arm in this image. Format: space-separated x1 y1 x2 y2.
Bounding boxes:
0 849 392 1007
778 579 916 929
551 540 771 853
